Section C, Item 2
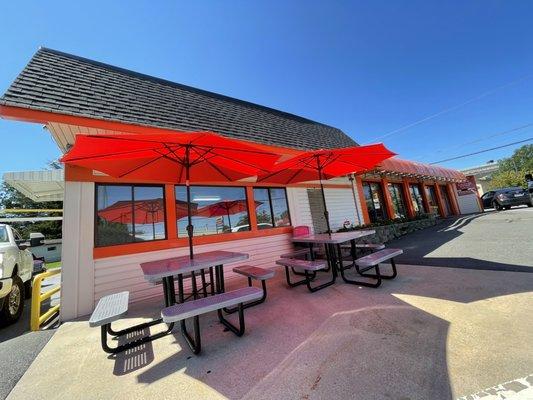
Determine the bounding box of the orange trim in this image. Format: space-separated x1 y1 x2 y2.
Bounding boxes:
380 177 396 220
355 176 370 224
433 183 447 218
164 185 178 239
246 186 259 231
401 179 416 218
420 185 432 215
446 183 460 215
0 105 303 157
93 226 292 259
65 165 351 188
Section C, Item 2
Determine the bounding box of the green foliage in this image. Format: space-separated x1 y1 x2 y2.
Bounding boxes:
336 213 434 232
489 144 532 189
0 182 63 239
95 220 133 246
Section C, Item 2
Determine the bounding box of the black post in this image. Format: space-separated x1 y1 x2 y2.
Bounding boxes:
185 146 194 259
316 156 331 235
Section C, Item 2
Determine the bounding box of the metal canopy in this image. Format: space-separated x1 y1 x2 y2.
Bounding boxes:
2 169 64 202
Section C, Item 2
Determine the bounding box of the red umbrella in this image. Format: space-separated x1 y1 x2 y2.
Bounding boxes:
258 143 396 234
196 200 262 230
98 198 195 238
61 131 282 258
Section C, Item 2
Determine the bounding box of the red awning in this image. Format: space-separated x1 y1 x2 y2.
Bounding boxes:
376 158 465 182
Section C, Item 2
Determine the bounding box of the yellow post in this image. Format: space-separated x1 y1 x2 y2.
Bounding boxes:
30 269 61 331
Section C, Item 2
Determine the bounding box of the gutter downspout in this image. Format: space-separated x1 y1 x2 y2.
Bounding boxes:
349 174 362 226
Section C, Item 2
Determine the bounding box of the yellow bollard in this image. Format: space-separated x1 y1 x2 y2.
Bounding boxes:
30 269 61 331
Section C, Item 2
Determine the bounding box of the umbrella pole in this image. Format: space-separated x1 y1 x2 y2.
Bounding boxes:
226 209 232 230
316 157 332 235
185 146 194 259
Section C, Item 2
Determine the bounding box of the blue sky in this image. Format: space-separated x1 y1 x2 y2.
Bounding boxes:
1 0 532 177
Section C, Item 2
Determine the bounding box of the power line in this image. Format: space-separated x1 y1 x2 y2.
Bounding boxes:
368 73 533 142
429 137 533 165
414 122 533 161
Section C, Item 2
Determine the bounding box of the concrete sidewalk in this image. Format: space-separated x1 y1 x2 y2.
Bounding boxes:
7 265 533 400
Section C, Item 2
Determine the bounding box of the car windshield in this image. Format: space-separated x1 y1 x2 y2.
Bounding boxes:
0 226 8 243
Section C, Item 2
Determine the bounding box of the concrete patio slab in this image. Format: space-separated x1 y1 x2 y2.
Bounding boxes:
7 265 533 400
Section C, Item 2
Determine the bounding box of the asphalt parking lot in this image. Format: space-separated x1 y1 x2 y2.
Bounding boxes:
0 274 59 400
389 206 533 272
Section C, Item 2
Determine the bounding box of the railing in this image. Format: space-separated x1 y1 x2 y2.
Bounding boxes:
31 269 61 331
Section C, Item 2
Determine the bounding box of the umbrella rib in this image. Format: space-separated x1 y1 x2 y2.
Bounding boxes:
117 154 169 178
205 159 233 181
63 145 170 162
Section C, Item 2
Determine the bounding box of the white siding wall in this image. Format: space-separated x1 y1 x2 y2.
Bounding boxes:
457 193 482 214
93 234 293 305
60 182 362 320
286 187 314 232
324 188 359 230
60 182 95 321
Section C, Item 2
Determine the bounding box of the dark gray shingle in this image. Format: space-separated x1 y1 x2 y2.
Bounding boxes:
0 48 357 150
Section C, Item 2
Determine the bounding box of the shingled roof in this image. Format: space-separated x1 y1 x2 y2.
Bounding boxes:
0 48 356 150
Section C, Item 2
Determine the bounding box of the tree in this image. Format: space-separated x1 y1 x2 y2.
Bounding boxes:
489 144 533 189
0 182 63 239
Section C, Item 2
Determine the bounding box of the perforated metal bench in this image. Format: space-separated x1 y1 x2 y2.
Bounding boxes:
89 291 173 354
161 286 263 354
280 248 312 259
341 243 385 251
276 258 332 292
223 266 275 313
342 248 402 288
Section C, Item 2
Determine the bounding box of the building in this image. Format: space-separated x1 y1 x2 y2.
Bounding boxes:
460 163 500 195
0 48 468 320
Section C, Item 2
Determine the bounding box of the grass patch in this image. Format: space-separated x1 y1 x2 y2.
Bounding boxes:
45 261 61 270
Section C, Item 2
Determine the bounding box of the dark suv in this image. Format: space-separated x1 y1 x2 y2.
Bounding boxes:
481 187 532 210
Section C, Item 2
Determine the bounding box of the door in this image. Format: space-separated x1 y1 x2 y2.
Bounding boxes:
481 191 494 208
439 185 452 216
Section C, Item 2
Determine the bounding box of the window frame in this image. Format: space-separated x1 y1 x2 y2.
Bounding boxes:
362 181 388 223
387 182 407 219
174 184 252 237
253 187 292 229
94 183 168 248
409 183 427 214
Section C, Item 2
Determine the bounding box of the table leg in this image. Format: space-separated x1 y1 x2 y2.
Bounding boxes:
200 269 208 297
303 244 336 292
209 267 215 295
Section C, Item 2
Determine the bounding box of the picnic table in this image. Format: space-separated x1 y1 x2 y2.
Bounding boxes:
140 250 249 305
291 230 376 289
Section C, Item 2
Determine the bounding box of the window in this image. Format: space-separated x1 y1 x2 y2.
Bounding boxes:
253 187 291 229
409 184 426 214
388 183 407 219
175 185 250 237
95 184 166 247
0 226 8 243
425 186 439 214
362 182 388 222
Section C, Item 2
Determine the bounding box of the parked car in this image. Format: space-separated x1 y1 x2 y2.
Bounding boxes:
481 187 532 211
0 224 34 325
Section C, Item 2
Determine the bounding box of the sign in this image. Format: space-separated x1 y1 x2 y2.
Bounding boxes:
456 176 478 196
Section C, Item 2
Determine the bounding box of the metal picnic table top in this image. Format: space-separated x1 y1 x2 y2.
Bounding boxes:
290 230 376 244
140 250 249 283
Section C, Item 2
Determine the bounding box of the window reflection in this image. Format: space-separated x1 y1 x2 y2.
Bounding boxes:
388 183 407 219
409 184 426 214
95 184 166 247
253 187 291 229
363 182 388 223
175 186 250 237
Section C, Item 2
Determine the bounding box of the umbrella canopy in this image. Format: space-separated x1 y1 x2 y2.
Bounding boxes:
196 200 262 230
62 131 282 258
258 143 396 234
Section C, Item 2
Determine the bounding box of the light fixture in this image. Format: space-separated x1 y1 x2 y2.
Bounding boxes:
192 196 221 202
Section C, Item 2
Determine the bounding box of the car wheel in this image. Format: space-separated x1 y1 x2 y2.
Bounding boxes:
504 206 511 210
0 276 25 325
528 202 532 207
492 201 503 211
24 280 32 299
